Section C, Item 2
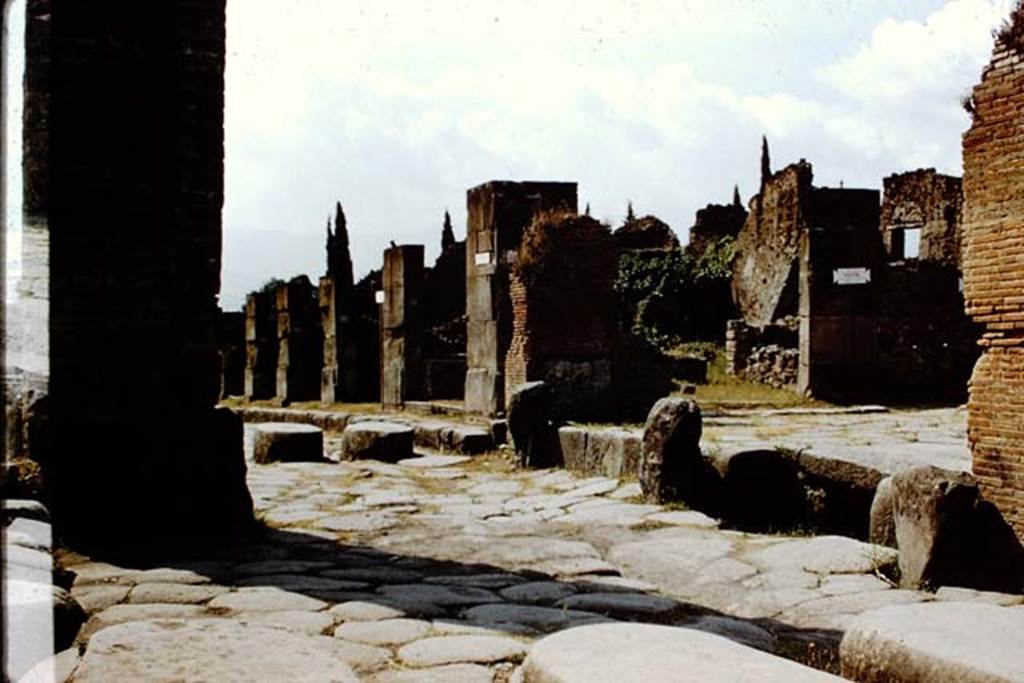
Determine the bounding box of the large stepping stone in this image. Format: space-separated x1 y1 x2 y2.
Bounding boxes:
840 602 1024 682
522 623 843 682
73 618 359 682
341 422 415 462
253 422 324 464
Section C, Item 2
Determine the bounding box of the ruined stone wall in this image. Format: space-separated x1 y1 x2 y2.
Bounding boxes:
962 12 1024 538
41 1 252 550
505 215 618 420
881 169 963 267
725 318 798 382
732 163 812 326
465 181 577 416
381 245 424 408
245 292 278 400
354 269 382 403
687 203 746 256
276 276 323 404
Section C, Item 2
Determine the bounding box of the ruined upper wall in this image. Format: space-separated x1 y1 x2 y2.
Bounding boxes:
881 169 963 268
962 3 1024 539
732 162 813 326
688 204 747 256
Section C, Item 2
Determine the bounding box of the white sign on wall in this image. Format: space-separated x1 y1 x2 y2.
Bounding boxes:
374 290 385 304
832 267 871 285
474 252 492 266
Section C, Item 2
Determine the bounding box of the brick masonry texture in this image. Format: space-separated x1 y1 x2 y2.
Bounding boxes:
962 9 1024 539
880 169 963 268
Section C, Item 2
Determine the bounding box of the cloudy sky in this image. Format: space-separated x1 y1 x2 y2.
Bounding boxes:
3 0 1015 308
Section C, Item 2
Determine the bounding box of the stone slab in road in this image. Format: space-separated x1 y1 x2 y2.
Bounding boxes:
522 623 844 682
840 602 1024 682
73 618 360 682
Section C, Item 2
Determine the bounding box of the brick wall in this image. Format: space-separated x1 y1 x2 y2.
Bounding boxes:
505 215 618 419
962 11 1024 538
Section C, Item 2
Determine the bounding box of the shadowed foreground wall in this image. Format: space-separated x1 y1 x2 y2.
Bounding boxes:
38 1 252 553
962 12 1024 540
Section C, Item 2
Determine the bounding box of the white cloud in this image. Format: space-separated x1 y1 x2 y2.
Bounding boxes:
219 1 1012 308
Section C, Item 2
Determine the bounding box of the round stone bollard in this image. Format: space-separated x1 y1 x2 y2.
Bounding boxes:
340 421 414 463
253 423 324 464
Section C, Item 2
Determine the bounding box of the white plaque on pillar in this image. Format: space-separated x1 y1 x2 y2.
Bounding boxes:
374 290 385 304
475 251 492 266
832 267 871 285
505 250 518 264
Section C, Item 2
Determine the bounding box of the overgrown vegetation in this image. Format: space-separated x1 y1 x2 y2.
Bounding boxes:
615 236 737 348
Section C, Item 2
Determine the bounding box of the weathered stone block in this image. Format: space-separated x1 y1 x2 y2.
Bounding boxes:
869 476 896 548
341 422 415 463
557 427 589 473
507 382 557 468
253 423 324 464
639 398 702 504
892 466 977 589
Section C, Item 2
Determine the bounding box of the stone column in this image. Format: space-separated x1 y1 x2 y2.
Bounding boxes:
381 245 424 408
319 275 358 404
244 292 277 400
464 181 578 416
275 276 323 404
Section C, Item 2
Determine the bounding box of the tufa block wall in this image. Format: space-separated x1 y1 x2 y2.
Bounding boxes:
381 245 424 408
275 276 323 404
962 10 1024 539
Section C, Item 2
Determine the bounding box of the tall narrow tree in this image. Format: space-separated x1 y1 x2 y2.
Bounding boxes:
441 209 455 251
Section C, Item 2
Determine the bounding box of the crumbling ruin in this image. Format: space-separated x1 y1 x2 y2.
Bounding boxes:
728 141 977 401
506 213 619 419
380 244 424 408
319 203 359 404
218 310 245 398
244 290 279 400
881 169 963 267
464 181 578 416
962 8 1024 540
275 276 323 404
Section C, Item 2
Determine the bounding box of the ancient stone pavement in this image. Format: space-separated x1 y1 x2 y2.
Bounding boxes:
60 425 1018 681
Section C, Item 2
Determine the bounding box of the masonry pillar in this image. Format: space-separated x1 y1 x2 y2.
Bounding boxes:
961 12 1024 540
218 310 245 398
41 1 253 553
381 245 424 408
464 181 578 416
276 276 323 404
244 292 277 400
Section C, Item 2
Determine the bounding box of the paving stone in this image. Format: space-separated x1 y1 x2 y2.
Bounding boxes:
684 615 779 653
8 517 52 550
522 623 842 682
741 536 898 575
468 480 524 496
840 602 1024 682
398 455 472 468
79 604 207 640
741 569 820 591
424 573 526 589
71 584 131 613
234 610 335 635
693 557 759 585
398 635 528 667
334 618 432 645
608 482 642 500
127 583 230 605
558 592 684 621
378 584 502 607
462 604 606 631
572 576 658 594
532 557 620 578
234 559 336 576
321 567 425 584
132 568 215 585
819 574 894 596
500 582 578 605
779 590 930 629
644 510 719 528
563 478 620 498
329 601 408 621
236 574 370 592
73 619 359 682
934 586 1024 606
315 513 401 533
367 663 494 683
432 619 538 637
727 588 822 620
467 536 599 567
19 646 80 683
68 562 137 587
606 534 735 593
209 588 328 613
